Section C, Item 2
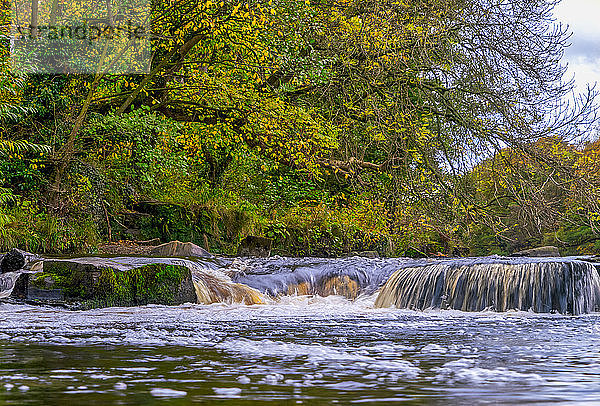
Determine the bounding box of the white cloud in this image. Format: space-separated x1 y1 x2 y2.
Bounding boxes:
554 0 600 37
566 58 600 90
554 0 600 92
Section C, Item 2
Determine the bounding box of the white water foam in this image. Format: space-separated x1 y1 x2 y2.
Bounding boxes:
150 388 187 397
433 363 545 385
213 387 242 396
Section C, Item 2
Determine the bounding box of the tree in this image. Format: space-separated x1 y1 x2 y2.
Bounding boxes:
5 0 598 254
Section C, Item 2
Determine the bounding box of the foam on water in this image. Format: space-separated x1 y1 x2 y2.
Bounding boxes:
433 365 546 386
150 388 187 397
0 300 600 403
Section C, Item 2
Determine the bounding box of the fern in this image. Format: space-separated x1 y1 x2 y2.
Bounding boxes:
0 63 48 155
0 186 16 204
0 139 50 154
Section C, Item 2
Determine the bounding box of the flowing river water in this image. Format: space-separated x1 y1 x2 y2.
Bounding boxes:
1 256 600 404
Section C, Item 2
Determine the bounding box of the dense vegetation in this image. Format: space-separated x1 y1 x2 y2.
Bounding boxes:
0 0 599 257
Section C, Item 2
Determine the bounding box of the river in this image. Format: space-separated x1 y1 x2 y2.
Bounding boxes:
1 294 600 404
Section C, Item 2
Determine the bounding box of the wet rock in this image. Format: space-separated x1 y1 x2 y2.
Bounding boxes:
316 275 360 299
9 272 34 300
0 249 42 273
511 246 560 257
284 276 360 299
10 257 197 308
237 236 272 257
150 241 211 258
1 249 26 273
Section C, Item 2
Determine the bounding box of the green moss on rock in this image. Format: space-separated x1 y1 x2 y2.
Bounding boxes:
34 260 195 309
31 272 64 289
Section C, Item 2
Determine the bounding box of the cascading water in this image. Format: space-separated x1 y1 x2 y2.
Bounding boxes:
190 270 266 305
374 258 600 315
227 256 600 315
0 272 21 299
227 256 413 299
154 257 266 305
2 255 600 314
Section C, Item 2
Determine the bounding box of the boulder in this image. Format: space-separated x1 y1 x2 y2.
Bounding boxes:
150 241 211 258
10 257 197 309
511 246 561 257
237 236 272 257
0 249 42 273
1 249 26 273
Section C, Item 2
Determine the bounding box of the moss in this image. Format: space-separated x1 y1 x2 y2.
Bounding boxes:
35 262 191 309
131 264 188 305
31 272 64 289
90 264 189 308
93 268 136 307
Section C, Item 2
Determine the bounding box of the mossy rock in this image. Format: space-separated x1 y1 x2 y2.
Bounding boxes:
20 259 196 309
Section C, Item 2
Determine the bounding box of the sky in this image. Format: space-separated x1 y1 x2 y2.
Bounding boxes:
554 0 600 93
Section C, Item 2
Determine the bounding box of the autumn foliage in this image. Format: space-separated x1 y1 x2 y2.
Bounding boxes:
0 0 598 256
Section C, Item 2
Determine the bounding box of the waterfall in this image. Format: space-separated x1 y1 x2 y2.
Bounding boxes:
3 254 600 314
0 272 22 299
374 259 600 315
230 256 407 299
191 271 266 305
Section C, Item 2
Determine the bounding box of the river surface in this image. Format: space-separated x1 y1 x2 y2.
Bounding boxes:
1 295 600 405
